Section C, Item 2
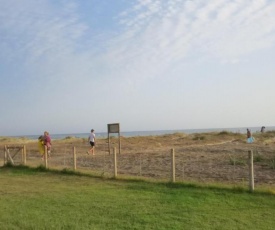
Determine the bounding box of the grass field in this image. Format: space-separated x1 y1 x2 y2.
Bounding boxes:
0 165 275 230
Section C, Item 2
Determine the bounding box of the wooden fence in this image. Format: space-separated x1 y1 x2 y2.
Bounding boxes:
2 144 272 192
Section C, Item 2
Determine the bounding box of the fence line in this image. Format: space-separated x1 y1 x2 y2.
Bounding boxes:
1 143 275 190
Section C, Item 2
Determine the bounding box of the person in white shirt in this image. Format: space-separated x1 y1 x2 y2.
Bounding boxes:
87 129 96 155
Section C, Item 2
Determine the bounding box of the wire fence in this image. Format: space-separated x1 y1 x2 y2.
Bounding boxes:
1 142 275 189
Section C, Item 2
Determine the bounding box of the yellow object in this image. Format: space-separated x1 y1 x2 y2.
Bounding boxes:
38 140 44 155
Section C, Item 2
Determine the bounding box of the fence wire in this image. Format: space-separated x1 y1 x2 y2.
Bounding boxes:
1 142 275 188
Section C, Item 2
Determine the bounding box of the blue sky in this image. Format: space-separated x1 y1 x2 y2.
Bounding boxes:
1 0 275 136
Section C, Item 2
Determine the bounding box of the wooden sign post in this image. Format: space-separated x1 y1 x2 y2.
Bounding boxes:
107 123 121 155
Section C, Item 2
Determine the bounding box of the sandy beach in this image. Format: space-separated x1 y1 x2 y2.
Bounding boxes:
1 131 275 188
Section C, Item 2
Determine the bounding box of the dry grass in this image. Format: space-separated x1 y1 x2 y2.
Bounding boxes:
1 131 275 187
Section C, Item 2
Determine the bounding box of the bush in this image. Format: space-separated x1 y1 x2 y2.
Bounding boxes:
218 131 230 135
192 136 205 141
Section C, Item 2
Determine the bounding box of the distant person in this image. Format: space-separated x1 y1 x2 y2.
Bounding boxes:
43 131 52 157
247 129 251 138
260 126 265 133
38 135 45 159
87 129 96 155
246 129 254 143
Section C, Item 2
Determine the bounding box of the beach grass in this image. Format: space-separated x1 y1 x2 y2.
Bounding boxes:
0 165 275 230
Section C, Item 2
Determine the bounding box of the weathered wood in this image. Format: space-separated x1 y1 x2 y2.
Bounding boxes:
108 133 111 155
113 147 117 178
23 145 26 165
73 147 77 171
119 132 121 154
248 150 254 192
6 146 23 149
11 148 21 159
171 149 175 183
4 145 25 165
4 145 7 165
44 146 48 168
7 148 14 165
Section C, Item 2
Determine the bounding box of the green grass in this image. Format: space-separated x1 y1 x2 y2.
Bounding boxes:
0 166 275 230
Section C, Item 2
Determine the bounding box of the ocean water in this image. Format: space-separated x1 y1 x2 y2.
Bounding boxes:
11 126 275 140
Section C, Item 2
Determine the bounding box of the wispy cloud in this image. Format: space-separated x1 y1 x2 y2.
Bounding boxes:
1 0 275 135
2 0 275 85
110 0 275 74
0 0 89 83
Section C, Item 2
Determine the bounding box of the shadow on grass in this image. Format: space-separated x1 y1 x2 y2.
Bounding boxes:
1 164 274 196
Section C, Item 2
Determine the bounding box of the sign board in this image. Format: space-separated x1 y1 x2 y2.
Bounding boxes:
108 123 120 133
107 123 121 154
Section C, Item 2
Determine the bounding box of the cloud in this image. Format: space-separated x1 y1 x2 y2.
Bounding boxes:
1 0 275 135
110 0 275 74
0 1 89 79
2 0 275 86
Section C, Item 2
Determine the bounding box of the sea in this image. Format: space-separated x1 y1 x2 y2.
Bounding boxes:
9 126 275 140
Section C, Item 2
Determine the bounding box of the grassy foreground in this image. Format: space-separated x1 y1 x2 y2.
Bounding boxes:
0 166 275 230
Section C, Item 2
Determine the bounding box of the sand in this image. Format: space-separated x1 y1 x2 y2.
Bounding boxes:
1 131 275 188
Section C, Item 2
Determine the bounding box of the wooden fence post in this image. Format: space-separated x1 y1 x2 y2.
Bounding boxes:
108 133 111 155
21 145 26 165
119 132 121 154
113 147 117 178
21 146 24 164
171 148 175 183
44 146 48 168
139 153 142 176
22 145 26 165
248 150 254 192
73 147 77 171
4 145 7 165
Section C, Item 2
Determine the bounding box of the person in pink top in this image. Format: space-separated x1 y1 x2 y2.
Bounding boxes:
43 131 52 157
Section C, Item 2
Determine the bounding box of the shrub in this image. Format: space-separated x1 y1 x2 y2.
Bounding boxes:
217 131 230 135
192 136 205 141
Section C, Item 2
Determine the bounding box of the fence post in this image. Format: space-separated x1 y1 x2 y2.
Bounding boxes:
73 147 77 171
108 133 111 155
22 145 27 165
248 150 254 192
119 132 121 154
113 147 117 178
21 146 24 164
181 161 184 180
44 146 48 168
139 153 142 176
24 145 27 165
4 145 7 165
171 148 175 183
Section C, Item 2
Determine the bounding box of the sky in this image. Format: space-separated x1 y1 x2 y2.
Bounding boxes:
1 0 275 136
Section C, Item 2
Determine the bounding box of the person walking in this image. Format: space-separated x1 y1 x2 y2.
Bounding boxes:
87 129 96 155
246 129 254 143
43 131 52 158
